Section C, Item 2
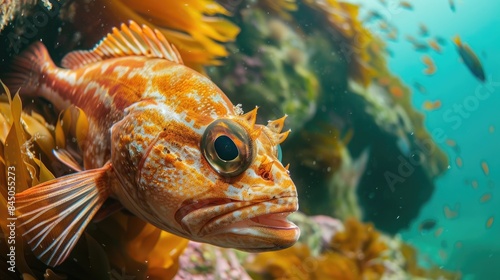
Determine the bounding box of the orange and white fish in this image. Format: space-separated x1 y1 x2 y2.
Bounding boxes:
5 21 299 266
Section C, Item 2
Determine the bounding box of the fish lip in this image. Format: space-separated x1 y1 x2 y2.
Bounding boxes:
213 210 299 233
174 197 240 227
199 197 299 236
175 197 299 237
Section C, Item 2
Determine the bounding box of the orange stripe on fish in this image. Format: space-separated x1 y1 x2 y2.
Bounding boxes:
6 21 299 267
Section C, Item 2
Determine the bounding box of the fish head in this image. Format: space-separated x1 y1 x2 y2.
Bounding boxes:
112 105 299 252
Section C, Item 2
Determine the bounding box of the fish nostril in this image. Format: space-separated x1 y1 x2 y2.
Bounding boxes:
260 170 272 181
257 159 275 181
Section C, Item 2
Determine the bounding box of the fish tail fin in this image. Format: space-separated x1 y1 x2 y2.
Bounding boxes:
453 35 462 46
2 42 55 95
15 163 112 267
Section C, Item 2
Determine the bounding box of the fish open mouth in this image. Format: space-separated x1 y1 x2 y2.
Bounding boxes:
175 197 299 234
249 212 297 229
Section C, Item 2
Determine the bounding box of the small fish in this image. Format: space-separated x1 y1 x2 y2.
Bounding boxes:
445 138 460 153
489 125 495 133
455 241 463 248
435 36 447 46
480 193 492 203
449 0 456 12
421 55 437 75
455 156 463 168
435 227 444 237
444 203 460 219
471 180 479 189
423 100 441 111
379 21 389 31
445 138 456 147
5 21 299 266
405 35 418 44
400 1 413 10
439 249 448 260
453 35 486 82
428 38 442 53
413 81 427 94
413 41 430 52
481 160 490 176
386 29 399 41
419 23 429 37
419 219 437 232
486 216 494 228
364 10 384 22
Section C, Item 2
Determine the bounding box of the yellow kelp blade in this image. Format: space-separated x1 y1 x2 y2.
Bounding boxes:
2 83 31 192
55 105 89 151
21 113 56 161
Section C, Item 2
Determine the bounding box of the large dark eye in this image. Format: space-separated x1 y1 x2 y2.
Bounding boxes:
201 119 253 177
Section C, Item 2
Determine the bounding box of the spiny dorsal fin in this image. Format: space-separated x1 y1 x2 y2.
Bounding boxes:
62 20 183 69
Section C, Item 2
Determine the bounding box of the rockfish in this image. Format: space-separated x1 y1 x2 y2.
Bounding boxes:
6 21 299 266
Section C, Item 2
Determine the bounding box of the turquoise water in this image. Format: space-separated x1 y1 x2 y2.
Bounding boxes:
352 0 500 278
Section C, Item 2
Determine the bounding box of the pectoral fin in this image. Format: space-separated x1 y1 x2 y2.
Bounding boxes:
15 163 112 267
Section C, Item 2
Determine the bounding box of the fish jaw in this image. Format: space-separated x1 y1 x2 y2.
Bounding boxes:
176 197 300 251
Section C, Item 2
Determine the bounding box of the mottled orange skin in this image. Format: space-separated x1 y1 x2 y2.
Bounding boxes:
33 54 299 251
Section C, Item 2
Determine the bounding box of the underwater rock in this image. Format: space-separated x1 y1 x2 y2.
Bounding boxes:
0 1 19 32
287 212 324 256
310 215 344 251
174 242 251 280
0 1 55 32
326 147 370 221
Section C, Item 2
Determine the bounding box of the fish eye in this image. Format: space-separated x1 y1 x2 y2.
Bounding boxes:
214 135 239 161
201 119 253 177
